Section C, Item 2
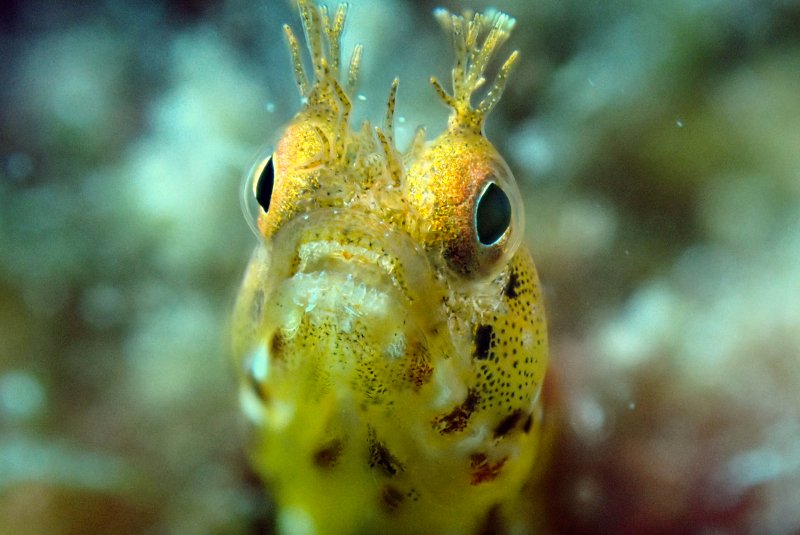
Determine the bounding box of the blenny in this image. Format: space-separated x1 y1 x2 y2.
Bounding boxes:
232 2 548 533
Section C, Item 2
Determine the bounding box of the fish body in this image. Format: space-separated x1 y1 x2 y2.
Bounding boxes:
232 2 548 534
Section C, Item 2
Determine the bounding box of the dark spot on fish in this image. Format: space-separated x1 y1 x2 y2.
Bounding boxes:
470 453 507 485
368 428 404 476
407 342 433 389
380 484 405 512
477 504 506 535
504 269 520 299
313 438 344 469
432 388 480 434
493 409 524 438
270 330 285 361
523 413 534 434
474 324 493 360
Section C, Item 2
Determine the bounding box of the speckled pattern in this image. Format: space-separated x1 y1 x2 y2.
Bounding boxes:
231 2 547 534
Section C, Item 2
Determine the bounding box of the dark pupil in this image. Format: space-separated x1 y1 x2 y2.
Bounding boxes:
475 182 511 245
255 157 275 212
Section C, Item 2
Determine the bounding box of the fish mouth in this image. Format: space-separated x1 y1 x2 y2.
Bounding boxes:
265 208 440 321
294 240 404 302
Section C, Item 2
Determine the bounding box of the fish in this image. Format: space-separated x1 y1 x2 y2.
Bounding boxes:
231 1 548 534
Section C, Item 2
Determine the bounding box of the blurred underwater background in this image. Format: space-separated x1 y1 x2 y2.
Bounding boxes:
1 0 799 533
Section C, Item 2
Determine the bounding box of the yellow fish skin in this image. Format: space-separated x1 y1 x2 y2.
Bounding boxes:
232 2 548 534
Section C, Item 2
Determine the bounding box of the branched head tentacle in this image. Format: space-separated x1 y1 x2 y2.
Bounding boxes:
346 43 363 95
284 23 309 97
281 0 363 168
285 0 360 103
430 8 519 133
376 78 402 186
383 77 400 143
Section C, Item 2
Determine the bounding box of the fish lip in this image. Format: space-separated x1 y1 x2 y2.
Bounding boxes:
293 239 403 298
261 207 444 329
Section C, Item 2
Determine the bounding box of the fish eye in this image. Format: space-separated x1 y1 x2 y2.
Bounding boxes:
457 161 525 278
255 157 275 212
241 147 275 238
475 182 511 246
